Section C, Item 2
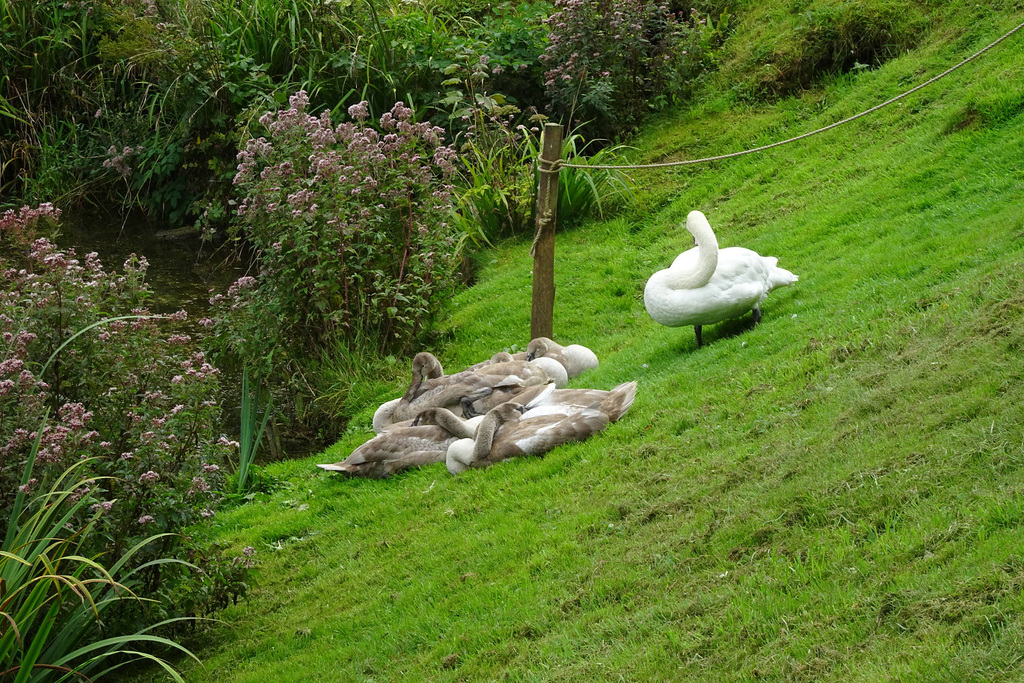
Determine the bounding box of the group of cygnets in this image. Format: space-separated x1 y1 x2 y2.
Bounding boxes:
318 337 637 479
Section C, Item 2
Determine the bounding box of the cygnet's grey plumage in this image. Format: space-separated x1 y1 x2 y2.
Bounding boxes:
458 375 565 420
372 353 560 433
318 407 477 478
445 401 611 475
372 352 455 434
389 353 552 423
463 351 514 372
401 351 447 403
381 410 484 434
466 354 567 388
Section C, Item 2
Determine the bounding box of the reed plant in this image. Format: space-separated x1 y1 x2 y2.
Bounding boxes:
187 0 359 100
0 420 199 682
234 365 271 495
451 103 537 246
453 112 634 247
546 132 634 226
0 0 103 204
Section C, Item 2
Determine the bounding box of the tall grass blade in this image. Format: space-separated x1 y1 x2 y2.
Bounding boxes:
12 600 59 683
39 315 167 378
3 415 45 551
236 365 272 494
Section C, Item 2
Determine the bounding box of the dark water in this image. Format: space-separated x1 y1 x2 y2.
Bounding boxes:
56 213 247 320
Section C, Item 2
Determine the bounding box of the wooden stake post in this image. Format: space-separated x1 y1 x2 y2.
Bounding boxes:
531 123 562 340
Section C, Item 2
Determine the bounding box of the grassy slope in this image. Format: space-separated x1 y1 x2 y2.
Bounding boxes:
181 7 1024 681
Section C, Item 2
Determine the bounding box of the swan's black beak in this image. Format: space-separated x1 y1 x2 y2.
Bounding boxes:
515 403 527 415
525 351 535 361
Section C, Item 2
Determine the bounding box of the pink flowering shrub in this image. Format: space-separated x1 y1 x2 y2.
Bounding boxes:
0 202 62 257
211 92 462 394
0 209 237 615
541 1 727 136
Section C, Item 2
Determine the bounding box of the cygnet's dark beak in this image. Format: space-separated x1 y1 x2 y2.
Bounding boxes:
525 351 535 361
515 403 527 415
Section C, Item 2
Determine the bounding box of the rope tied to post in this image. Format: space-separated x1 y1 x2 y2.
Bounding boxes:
536 158 564 175
530 208 553 257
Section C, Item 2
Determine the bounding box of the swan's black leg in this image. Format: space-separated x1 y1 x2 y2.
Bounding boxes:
694 325 703 348
752 305 762 325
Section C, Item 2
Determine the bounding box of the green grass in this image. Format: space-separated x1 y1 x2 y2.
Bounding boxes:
176 6 1024 681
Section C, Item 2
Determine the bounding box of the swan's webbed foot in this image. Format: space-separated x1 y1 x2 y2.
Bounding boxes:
752 305 762 325
694 325 703 349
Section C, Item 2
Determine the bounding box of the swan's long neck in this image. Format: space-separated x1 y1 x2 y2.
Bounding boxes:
472 408 518 461
402 353 444 403
471 411 502 461
665 211 718 290
433 408 476 439
402 373 423 403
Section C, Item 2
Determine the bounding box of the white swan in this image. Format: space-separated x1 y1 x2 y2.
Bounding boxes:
644 210 798 347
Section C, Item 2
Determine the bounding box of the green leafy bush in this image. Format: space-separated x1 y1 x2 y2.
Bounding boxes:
432 2 551 117
718 0 926 100
208 93 462 428
2 0 558 235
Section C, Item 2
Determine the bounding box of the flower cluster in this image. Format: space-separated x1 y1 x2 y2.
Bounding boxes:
0 203 62 255
103 145 144 178
211 92 462 393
